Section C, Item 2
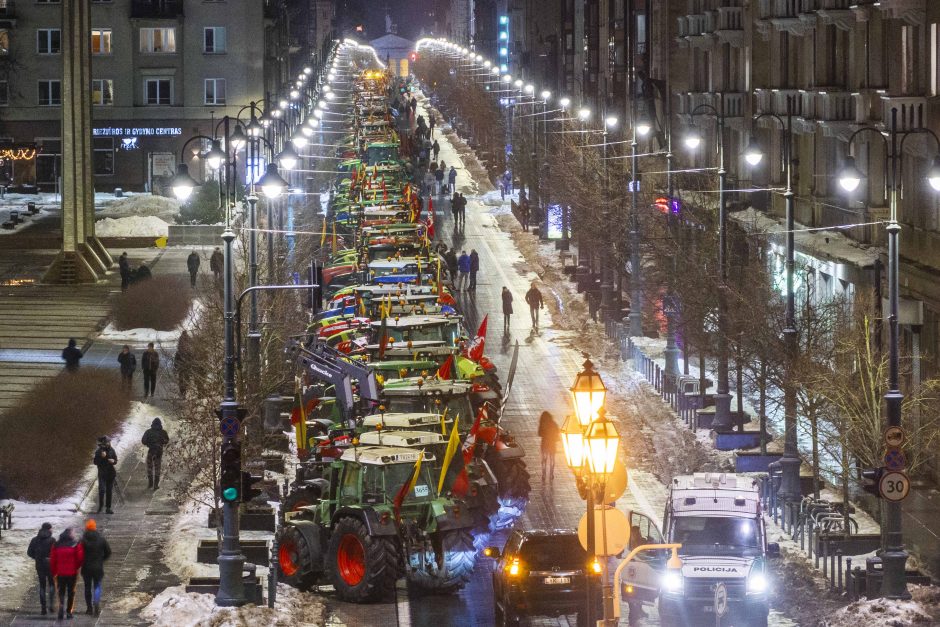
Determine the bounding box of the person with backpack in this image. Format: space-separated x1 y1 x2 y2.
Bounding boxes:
80 519 111 616
141 342 160 397
117 345 136 388
27 522 55 615
141 417 170 490
50 528 84 620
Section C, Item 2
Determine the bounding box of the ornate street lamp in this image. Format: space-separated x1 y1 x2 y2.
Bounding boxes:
570 357 606 426
171 164 198 201
258 163 288 200
584 408 620 477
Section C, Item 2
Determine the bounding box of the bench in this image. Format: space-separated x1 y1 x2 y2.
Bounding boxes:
0 501 14 537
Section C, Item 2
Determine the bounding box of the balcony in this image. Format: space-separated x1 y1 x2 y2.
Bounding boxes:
714 7 745 46
877 0 926 26
131 1 183 19
678 92 745 118
881 96 927 132
757 0 812 37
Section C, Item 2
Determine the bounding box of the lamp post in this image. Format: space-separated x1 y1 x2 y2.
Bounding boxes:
685 97 733 431
601 114 619 328
743 94 801 498
561 357 619 627
836 108 940 599
172 122 247 607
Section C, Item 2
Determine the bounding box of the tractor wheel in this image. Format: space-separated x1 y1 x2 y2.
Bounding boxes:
281 487 320 518
276 524 319 590
493 459 530 529
326 516 400 603
406 528 476 593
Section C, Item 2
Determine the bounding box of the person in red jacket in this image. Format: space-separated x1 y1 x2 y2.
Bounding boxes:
49 528 84 620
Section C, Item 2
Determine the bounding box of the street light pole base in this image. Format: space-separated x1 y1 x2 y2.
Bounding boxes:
776 455 802 504
712 392 733 430
216 551 248 607
628 311 642 338
881 546 911 600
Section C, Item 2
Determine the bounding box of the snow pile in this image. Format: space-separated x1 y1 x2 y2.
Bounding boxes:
95 215 170 238
824 586 939 626
141 584 325 627
97 193 180 218
98 301 201 343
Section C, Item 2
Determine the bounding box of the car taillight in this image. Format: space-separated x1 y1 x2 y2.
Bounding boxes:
507 558 523 577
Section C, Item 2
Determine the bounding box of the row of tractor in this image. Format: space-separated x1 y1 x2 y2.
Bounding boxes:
275 52 530 603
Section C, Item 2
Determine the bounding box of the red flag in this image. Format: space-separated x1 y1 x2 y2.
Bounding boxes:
451 467 470 497
392 452 424 521
463 315 488 362
437 354 454 380
425 215 435 239
377 310 390 358
460 406 485 466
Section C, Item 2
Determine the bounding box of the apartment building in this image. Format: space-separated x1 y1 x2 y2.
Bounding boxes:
0 0 271 192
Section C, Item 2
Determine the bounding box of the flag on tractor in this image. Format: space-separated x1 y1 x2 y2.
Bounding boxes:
452 406 485 497
319 219 327 247
463 315 488 362
437 354 454 380
439 407 450 435
290 377 318 457
377 306 390 358
331 222 338 250
438 415 461 494
393 451 424 521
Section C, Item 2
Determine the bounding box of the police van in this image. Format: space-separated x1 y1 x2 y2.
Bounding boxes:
621 473 778 626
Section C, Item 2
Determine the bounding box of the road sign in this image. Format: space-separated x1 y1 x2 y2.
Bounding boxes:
884 426 905 448
220 416 240 438
883 447 907 472
714 582 728 618
601 459 628 503
578 506 630 556
879 471 911 502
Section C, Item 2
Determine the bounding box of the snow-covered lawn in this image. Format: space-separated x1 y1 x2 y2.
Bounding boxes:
824 585 940 626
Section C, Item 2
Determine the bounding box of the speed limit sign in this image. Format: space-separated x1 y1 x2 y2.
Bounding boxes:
879 471 911 502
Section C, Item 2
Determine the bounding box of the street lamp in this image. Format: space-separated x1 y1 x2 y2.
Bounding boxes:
276 143 299 171
258 163 288 200
577 107 591 122
570 357 606 426
745 95 800 498
171 164 198 201
836 108 940 599
685 99 733 430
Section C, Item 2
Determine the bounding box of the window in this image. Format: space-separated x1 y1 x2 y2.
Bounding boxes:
93 138 114 175
37 29 61 54
92 79 113 105
204 78 225 105
144 78 171 105
139 27 176 53
38 80 61 106
203 27 226 54
36 139 60 184
0 81 8 106
91 29 112 54
0 30 9 55
932 24 940 96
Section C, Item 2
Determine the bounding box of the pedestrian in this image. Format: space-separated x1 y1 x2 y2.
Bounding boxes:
62 338 82 372
444 247 458 284
186 250 200 288
429 112 436 136
434 166 445 196
519 188 530 231
587 290 600 322
457 193 467 227
448 166 457 194
410 96 417 117
118 252 130 292
501 286 514 333
469 249 479 291
537 411 560 482
94 436 117 514
439 160 446 173
27 522 55 615
50 528 83 620
457 250 471 291
117 344 136 388
209 247 223 281
525 283 544 329
141 417 170 490
141 342 159 397
80 519 110 616
450 191 460 224
500 170 512 199
432 139 440 161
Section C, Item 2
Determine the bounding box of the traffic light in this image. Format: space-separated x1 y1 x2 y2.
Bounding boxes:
241 471 264 503
220 441 242 503
861 467 884 497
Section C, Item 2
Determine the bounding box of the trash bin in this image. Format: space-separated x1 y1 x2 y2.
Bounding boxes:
114 187 124 197
865 556 883 597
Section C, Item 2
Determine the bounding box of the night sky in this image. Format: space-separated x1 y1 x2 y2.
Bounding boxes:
339 0 438 42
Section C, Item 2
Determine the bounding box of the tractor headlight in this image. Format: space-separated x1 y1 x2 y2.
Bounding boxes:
747 571 769 594
661 571 683 594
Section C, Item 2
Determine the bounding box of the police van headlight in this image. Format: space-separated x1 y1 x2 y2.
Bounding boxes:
746 571 769 594
661 571 683 594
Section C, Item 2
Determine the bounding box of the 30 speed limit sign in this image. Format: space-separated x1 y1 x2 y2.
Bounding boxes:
879 471 911 502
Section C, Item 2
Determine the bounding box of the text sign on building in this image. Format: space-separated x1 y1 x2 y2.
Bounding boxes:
93 127 183 137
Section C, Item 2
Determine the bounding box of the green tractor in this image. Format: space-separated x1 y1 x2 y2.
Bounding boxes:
277 445 476 601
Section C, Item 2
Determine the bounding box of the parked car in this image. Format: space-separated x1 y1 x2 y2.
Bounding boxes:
486 528 602 626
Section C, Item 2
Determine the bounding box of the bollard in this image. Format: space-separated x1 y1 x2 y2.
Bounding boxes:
830 546 836 590
837 550 843 593
846 558 853 599
822 536 828 578
807 522 813 561
799 515 805 552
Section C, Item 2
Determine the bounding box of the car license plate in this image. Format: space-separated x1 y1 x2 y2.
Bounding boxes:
544 576 571 585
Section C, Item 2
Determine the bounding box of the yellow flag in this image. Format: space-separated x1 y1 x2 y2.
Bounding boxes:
437 414 460 494
407 451 424 494
320 219 327 247
439 407 449 435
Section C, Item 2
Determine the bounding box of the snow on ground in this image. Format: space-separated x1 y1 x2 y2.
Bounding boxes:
0 208 48 236
96 193 179 218
141 583 325 627
824 584 940 626
95 215 170 238
99 301 202 344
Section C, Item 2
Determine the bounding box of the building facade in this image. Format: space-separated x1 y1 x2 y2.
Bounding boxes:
0 0 276 192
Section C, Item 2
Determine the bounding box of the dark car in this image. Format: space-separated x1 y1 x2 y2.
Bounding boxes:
486 528 603 626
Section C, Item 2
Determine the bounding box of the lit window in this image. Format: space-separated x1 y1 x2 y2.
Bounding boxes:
140 27 176 53
92 29 112 54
